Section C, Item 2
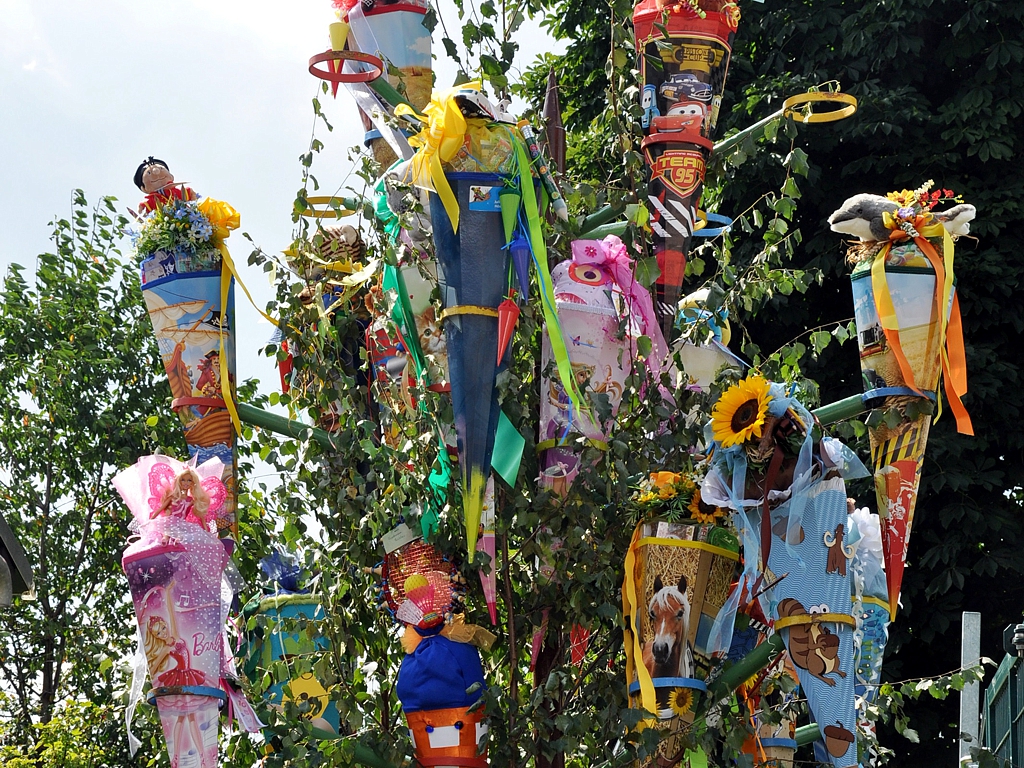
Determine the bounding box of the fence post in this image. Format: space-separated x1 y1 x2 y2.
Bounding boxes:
961 611 982 765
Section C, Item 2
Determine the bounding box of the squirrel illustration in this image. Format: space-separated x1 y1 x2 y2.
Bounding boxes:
777 598 847 687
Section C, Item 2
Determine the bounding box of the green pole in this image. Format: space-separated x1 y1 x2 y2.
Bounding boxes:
579 204 625 235
368 78 416 114
578 220 627 239
236 402 341 451
712 108 786 157
795 723 821 747
713 634 787 693
812 394 867 426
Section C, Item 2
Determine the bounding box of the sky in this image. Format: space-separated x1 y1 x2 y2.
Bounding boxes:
0 0 562 400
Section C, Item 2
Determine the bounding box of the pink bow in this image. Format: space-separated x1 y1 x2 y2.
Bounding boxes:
571 235 668 375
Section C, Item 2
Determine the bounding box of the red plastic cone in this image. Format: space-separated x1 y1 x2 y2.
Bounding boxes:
496 298 520 366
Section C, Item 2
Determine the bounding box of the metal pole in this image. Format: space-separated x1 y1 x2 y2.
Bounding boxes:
960 611 982 764
712 108 786 157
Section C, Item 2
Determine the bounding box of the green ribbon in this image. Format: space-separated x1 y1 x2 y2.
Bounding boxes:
381 263 453 539
513 138 589 420
493 412 525 487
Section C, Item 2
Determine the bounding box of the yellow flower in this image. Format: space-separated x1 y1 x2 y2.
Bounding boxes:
688 489 721 525
711 376 772 448
667 687 694 716
885 189 916 206
651 471 681 499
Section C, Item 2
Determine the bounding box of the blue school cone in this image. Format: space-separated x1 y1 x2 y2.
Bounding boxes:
431 174 511 557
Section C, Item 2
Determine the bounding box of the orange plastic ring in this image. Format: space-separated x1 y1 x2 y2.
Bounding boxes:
782 91 858 124
308 50 384 84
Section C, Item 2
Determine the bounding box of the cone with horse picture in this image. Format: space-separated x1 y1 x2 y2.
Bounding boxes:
622 472 740 768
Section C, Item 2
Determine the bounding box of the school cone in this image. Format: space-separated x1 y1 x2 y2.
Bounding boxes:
844 203 973 617
478 477 498 624
431 174 511 557
136 192 240 537
500 190 531 301
115 456 261 767
352 0 431 166
633 0 740 332
622 518 740 767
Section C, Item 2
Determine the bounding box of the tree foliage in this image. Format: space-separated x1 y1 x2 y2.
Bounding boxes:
527 0 1023 763
0 192 174 759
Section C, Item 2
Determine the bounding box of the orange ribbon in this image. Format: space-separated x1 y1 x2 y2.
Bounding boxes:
870 221 972 435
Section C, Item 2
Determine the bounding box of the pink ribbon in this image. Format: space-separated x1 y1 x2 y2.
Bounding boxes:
571 235 669 375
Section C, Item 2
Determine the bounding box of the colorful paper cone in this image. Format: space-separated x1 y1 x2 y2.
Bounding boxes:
539 236 665 484
346 0 431 165
115 455 261 766
622 519 740 767
499 192 531 301
478 477 498 625
431 174 511 557
762 474 859 768
633 0 740 332
850 238 959 616
496 298 520 366
133 172 240 537
394 560 490 768
248 595 340 736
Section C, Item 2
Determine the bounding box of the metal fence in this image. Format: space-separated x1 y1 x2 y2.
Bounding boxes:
983 653 1024 763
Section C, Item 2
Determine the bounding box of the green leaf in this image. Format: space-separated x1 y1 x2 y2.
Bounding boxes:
784 147 811 177
637 335 653 359
634 256 661 287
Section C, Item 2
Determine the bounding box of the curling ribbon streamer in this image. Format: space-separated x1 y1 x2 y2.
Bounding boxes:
383 262 454 538
396 82 483 233
622 525 658 715
515 139 589 420
869 219 972 435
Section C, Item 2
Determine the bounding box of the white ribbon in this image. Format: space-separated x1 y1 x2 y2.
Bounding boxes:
343 4 415 162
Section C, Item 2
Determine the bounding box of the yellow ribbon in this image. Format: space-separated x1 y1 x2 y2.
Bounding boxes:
622 524 658 715
198 197 241 252
635 537 741 562
218 239 279 440
869 219 972 434
395 81 482 233
774 612 856 630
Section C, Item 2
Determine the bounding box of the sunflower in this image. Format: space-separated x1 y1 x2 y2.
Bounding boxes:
688 489 722 525
667 687 694 716
711 376 772 448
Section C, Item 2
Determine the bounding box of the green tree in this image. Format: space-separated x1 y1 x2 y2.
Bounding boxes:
0 191 175 759
528 0 1021 761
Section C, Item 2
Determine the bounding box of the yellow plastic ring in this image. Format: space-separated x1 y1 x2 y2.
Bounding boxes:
782 91 858 124
303 197 357 219
693 209 708 232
